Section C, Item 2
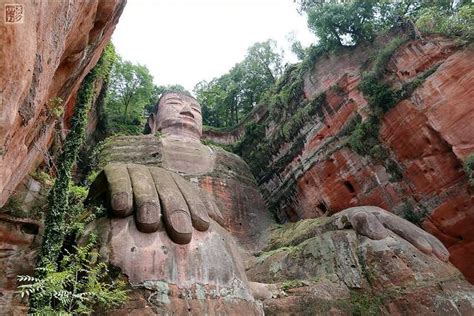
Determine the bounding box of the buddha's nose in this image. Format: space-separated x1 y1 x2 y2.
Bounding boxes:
181 103 192 112
179 103 194 118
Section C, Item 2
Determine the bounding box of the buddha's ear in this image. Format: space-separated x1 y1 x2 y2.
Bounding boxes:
144 113 155 134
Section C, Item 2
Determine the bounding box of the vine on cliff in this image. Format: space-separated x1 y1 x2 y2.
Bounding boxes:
30 46 114 310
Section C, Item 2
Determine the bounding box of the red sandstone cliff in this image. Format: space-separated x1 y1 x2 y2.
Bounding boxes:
0 1 125 313
0 0 126 208
206 36 474 283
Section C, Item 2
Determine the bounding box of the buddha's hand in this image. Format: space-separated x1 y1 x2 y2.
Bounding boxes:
333 206 449 261
88 163 224 244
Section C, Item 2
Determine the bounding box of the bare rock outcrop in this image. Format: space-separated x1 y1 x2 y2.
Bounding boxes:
0 0 126 208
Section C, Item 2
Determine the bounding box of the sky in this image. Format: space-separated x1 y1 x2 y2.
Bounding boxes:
112 0 317 92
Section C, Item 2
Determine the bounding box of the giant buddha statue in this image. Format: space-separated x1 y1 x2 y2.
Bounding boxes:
87 92 474 315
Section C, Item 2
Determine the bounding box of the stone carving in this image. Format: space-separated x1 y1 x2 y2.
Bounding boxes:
91 92 450 255
333 206 450 261
86 92 472 314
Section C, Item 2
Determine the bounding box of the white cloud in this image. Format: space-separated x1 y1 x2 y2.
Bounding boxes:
112 0 316 91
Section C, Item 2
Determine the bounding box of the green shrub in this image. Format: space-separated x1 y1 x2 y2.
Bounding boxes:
400 203 428 227
370 37 406 79
348 115 380 156
416 3 474 40
281 280 305 291
358 75 397 113
31 171 54 186
68 184 88 205
47 97 64 119
464 154 474 186
18 238 127 315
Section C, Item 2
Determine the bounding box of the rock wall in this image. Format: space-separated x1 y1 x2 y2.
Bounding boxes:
216 36 474 283
0 1 125 314
0 0 126 208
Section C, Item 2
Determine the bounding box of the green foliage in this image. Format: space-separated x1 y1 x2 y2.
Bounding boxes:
464 154 474 186
102 46 157 136
298 1 470 74
31 170 54 186
300 44 327 73
195 40 283 127
68 184 88 205
48 97 65 119
235 90 326 182
281 279 305 291
359 75 397 113
350 290 383 316
400 203 429 226
348 115 380 156
95 43 118 81
307 1 383 50
370 37 406 79
18 238 127 315
78 141 106 184
86 171 99 186
416 2 474 40
32 48 109 311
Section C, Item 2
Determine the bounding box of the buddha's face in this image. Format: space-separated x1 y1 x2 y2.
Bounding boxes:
156 92 202 138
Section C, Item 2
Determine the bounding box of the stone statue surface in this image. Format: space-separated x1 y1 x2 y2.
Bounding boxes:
87 92 473 315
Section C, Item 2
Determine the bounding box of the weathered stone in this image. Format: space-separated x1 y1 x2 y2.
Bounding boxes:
88 217 263 314
247 218 474 315
0 215 42 315
0 0 126 207
207 36 474 283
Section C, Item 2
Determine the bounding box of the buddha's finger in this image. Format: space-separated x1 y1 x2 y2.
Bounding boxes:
128 164 161 233
149 167 192 244
350 211 389 240
424 233 450 262
103 163 133 217
380 213 433 255
171 174 210 232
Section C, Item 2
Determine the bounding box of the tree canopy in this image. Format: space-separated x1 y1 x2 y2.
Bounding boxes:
299 0 473 51
194 40 283 128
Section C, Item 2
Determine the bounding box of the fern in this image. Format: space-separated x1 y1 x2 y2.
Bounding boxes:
18 238 127 314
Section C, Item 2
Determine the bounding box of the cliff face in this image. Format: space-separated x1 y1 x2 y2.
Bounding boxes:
0 1 125 313
211 35 474 283
0 0 126 208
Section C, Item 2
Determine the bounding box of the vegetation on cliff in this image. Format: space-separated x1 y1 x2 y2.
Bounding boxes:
29 47 127 313
208 0 473 222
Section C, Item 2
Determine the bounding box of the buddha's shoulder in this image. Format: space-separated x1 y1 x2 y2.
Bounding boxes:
99 135 164 168
204 145 257 186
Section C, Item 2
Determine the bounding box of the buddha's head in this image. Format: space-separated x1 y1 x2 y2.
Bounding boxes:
146 92 202 140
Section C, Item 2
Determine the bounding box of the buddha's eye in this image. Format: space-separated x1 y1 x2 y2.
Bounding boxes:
192 107 201 114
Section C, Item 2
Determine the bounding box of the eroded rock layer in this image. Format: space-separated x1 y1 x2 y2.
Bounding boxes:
209 36 474 283
0 0 126 207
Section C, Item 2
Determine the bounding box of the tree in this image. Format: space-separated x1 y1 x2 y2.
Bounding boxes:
307 1 382 49
194 40 283 128
108 59 154 116
302 0 471 51
104 57 156 135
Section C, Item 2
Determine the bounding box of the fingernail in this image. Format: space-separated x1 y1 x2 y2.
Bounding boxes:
137 202 161 227
111 192 131 216
416 238 433 254
170 210 192 234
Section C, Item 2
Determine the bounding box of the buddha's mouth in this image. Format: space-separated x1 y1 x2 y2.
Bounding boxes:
180 111 195 120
